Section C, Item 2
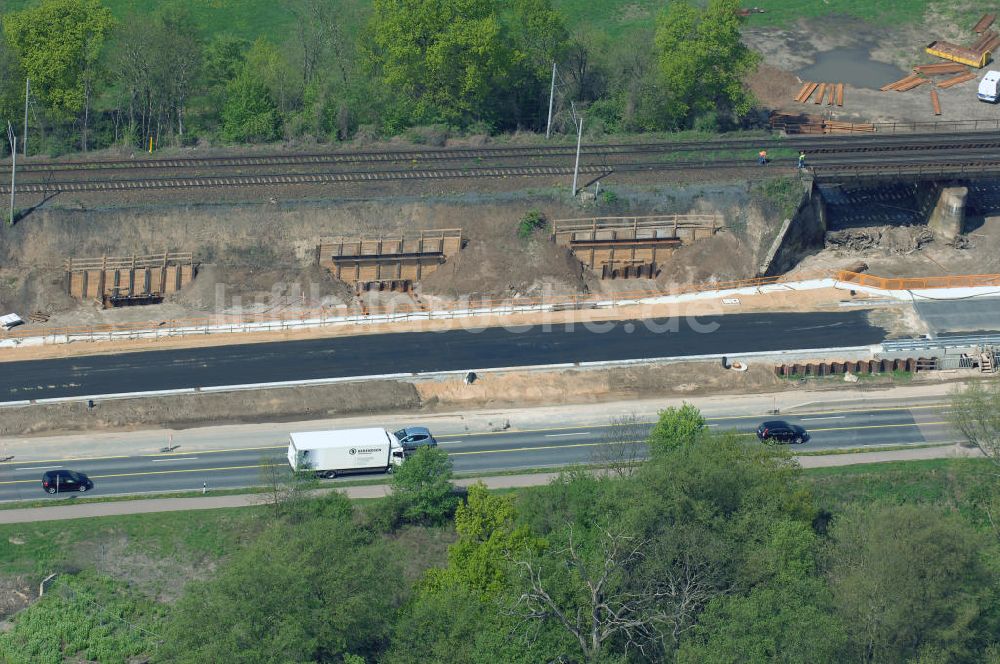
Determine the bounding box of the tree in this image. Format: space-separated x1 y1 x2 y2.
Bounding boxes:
285 0 356 87
428 482 544 595
677 521 846 662
826 503 996 664
949 381 1000 464
390 446 458 526
0 37 25 139
504 0 569 128
4 0 116 150
221 69 281 143
647 403 706 456
159 510 402 663
158 7 202 139
650 0 758 130
367 0 511 128
203 34 250 93
244 38 296 123
590 413 646 477
110 9 201 148
678 575 845 663
510 524 724 662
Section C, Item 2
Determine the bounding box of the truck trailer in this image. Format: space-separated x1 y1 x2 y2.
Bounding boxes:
287 428 405 478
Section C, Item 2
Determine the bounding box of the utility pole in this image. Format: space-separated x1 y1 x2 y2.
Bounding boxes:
570 102 583 197
6 122 15 226
546 62 557 139
22 78 29 157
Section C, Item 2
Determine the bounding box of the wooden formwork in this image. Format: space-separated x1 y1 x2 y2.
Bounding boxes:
552 215 723 279
317 229 463 292
65 252 196 307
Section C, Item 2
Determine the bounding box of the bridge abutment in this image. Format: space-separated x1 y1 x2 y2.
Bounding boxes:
927 185 968 241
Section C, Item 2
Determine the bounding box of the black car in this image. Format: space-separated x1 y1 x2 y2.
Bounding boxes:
393 427 439 451
756 421 809 445
41 470 93 494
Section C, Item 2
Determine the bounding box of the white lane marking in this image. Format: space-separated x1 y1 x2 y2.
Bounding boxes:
801 416 846 421
544 432 591 438
16 465 61 471
152 457 199 462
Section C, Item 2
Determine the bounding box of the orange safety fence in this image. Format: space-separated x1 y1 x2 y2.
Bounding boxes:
836 271 1000 291
5 270 999 343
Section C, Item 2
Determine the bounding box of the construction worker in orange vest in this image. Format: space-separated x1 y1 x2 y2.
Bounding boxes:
758 150 768 165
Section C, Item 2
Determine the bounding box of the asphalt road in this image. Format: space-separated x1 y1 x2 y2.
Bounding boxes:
0 311 886 402
0 403 953 501
914 296 1000 336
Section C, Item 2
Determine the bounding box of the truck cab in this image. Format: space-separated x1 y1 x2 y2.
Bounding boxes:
978 70 1000 102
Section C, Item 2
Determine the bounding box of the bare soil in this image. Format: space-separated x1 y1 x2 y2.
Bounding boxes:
416 361 786 409
71 535 219 603
0 574 34 623
792 215 1000 278
745 13 1000 124
0 183 784 335
0 381 421 437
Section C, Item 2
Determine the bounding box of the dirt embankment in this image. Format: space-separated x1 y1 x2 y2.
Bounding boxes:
0 184 785 331
0 381 423 437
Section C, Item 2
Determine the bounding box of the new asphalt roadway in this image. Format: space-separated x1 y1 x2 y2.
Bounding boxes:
0 310 887 402
0 403 954 501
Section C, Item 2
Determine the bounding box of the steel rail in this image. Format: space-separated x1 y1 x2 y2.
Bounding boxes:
7 130 1000 176
7 151 1000 194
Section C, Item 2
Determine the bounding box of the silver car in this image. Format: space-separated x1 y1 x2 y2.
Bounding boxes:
393 427 439 451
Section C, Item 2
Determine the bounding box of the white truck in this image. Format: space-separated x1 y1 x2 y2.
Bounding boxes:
287 427 405 478
978 70 1000 102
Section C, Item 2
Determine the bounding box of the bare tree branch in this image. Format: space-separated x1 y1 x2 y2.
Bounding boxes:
590 413 646 478
949 381 1000 466
507 523 725 661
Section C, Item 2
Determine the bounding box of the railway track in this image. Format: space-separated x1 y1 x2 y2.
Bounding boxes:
8 130 1000 173
3 131 1000 194
4 164 613 193
6 152 1000 194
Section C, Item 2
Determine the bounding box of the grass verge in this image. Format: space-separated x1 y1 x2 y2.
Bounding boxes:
802 456 996 527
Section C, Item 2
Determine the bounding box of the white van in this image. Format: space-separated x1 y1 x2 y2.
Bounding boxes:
978 70 1000 102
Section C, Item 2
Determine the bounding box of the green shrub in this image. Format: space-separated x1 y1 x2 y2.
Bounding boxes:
517 209 548 239
390 447 458 526
754 177 804 219
0 572 165 664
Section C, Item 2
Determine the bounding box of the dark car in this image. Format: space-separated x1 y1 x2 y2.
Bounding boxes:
393 427 438 451
756 421 809 445
42 470 93 494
